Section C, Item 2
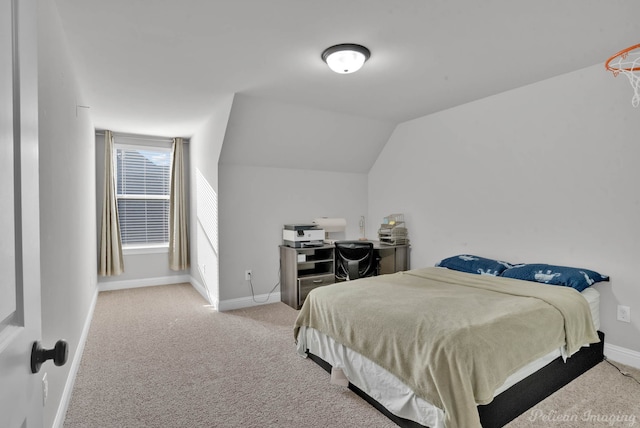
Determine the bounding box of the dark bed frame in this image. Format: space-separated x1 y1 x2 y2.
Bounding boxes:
307 330 604 428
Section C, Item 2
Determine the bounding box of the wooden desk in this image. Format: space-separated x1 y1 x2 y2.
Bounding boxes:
372 241 410 275
279 242 410 309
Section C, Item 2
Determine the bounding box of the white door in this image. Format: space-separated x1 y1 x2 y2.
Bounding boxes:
0 0 43 426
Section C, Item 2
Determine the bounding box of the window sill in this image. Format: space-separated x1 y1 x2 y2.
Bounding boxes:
123 245 169 255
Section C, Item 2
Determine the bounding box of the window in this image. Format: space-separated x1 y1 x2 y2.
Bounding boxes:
114 144 172 248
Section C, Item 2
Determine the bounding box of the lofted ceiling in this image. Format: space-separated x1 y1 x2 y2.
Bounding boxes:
54 0 640 170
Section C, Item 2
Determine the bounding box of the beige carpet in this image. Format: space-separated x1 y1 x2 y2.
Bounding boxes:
64 284 640 427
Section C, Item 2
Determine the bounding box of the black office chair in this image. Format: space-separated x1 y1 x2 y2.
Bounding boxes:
335 241 377 281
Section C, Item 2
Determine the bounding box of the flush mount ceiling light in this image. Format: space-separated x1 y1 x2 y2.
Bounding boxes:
321 44 371 74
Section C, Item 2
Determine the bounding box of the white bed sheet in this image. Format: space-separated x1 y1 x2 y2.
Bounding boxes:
296 287 600 428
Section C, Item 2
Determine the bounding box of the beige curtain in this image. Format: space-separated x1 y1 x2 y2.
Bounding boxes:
99 130 124 276
169 137 190 270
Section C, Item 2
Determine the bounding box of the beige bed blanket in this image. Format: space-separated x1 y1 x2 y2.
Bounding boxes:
294 267 599 428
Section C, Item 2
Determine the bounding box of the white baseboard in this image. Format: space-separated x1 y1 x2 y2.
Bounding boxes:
53 287 99 428
218 292 282 312
98 274 191 292
96 273 278 312
604 343 640 370
189 275 218 309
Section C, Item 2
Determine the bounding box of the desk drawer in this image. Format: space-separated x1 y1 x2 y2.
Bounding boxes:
299 274 335 304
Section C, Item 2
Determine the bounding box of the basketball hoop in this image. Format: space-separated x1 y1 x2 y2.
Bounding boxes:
606 43 640 107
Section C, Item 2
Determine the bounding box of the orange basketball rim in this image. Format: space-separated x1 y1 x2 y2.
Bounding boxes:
606 43 640 74
606 43 640 107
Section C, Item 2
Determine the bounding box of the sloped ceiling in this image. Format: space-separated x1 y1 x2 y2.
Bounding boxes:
54 0 640 172
219 94 396 173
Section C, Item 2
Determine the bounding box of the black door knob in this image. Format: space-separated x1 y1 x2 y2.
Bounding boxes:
31 340 68 374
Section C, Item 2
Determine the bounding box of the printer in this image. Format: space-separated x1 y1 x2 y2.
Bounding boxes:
283 224 324 248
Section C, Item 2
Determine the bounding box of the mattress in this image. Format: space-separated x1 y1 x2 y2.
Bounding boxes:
296 286 600 428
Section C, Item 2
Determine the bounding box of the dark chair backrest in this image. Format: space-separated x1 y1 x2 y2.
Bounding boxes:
335 241 376 281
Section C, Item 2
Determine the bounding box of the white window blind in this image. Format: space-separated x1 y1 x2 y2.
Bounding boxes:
114 144 172 247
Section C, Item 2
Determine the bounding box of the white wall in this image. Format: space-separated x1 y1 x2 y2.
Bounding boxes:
218 164 367 305
189 95 235 307
189 94 371 309
38 0 98 425
369 63 640 354
216 95 373 308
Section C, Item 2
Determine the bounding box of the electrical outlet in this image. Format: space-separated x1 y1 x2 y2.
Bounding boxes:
617 305 631 323
245 270 252 281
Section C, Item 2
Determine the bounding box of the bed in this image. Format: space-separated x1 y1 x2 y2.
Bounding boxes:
294 259 607 428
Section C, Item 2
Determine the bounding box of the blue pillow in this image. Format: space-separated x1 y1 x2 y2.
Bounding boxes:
436 254 513 276
500 263 609 292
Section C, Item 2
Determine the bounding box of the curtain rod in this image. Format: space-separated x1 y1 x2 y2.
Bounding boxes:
95 130 190 143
